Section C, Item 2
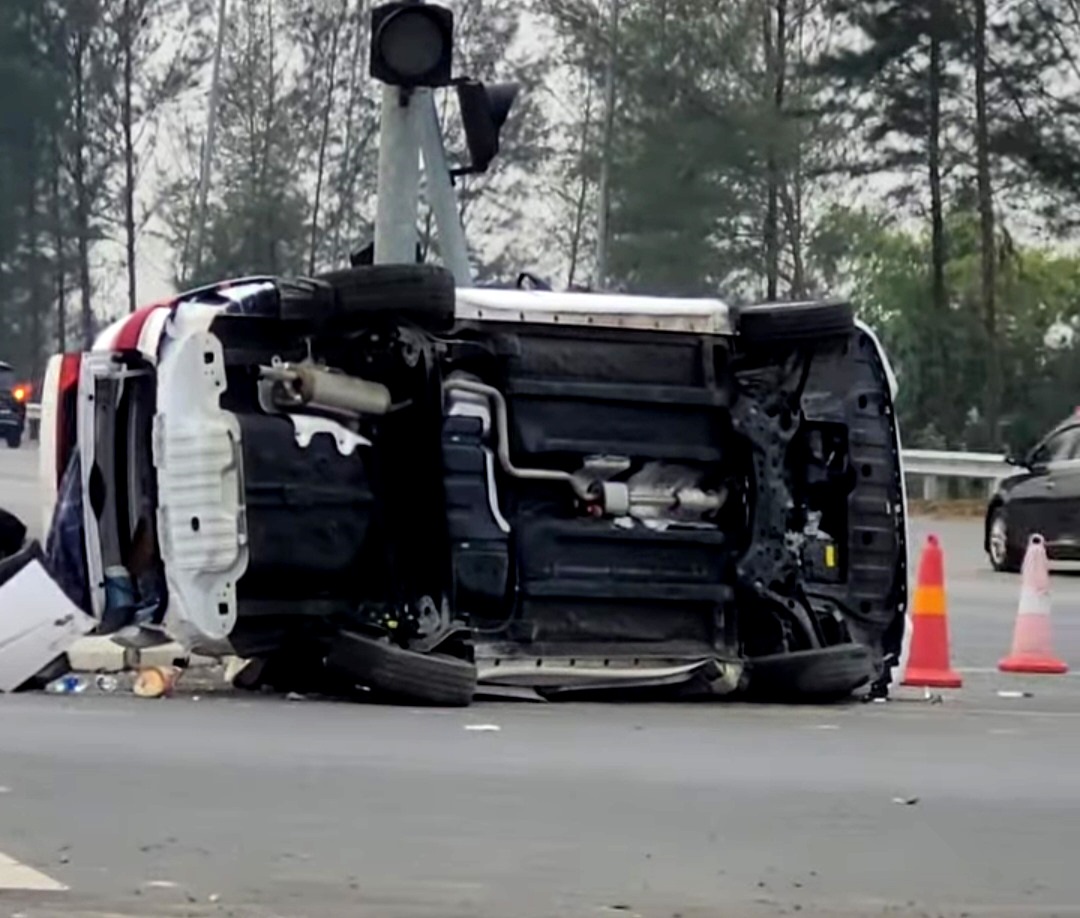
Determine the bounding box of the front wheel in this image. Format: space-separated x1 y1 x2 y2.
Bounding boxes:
988 508 1021 573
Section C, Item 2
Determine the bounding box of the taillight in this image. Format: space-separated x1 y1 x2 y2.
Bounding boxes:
12 385 27 403
55 354 82 486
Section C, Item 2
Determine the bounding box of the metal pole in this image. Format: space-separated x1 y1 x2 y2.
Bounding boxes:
191 0 227 284
373 84 423 264
418 91 471 285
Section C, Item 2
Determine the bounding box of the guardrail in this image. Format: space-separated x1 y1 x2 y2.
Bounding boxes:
902 449 1011 501
26 403 40 441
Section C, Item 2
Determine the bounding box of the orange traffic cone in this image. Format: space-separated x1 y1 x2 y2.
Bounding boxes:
901 534 962 688
999 534 1067 675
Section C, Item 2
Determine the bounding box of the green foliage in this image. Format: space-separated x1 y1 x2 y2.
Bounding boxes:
816 205 1080 451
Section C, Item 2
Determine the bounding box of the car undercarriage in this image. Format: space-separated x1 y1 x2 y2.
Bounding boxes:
51 266 907 706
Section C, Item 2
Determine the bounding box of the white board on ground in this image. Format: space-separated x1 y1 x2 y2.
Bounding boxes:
0 851 67 891
0 560 94 692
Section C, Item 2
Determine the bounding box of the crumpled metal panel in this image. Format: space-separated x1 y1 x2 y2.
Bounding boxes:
154 329 248 645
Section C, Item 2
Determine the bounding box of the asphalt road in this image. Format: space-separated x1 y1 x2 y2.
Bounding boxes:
4 443 1080 918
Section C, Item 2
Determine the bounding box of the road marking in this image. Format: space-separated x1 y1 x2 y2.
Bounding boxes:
957 666 1080 677
0 851 67 891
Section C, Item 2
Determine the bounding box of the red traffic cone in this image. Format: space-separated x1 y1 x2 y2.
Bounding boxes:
999 534 1067 675
901 534 962 688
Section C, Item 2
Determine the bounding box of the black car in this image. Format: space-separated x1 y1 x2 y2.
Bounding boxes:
986 414 1080 571
0 361 27 448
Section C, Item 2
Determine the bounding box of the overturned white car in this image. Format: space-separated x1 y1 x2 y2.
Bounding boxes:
39 266 908 705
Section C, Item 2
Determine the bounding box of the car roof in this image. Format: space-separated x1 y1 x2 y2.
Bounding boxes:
455 288 733 334
0 361 12 371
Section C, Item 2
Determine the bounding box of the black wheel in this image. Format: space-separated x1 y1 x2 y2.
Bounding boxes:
287 264 456 331
326 631 477 707
5 430 21 449
987 507 1022 573
737 301 854 343
747 645 874 701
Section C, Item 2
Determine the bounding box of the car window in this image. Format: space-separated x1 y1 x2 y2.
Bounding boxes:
1033 426 1080 465
0 368 13 390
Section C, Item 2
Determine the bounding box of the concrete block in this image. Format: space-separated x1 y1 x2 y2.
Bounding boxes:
66 636 126 673
137 643 186 667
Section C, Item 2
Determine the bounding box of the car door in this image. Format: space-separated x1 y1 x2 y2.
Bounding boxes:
1043 426 1080 557
1009 425 1080 546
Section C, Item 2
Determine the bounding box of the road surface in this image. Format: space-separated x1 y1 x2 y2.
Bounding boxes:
3 443 1080 917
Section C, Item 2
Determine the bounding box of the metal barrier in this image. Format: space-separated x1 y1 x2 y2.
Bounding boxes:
26 403 40 441
902 449 1011 501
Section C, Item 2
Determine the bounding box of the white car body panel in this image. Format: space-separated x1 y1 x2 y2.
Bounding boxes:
153 326 248 645
455 288 734 334
38 354 64 534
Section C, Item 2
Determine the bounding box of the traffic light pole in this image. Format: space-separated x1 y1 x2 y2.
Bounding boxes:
418 92 472 285
373 85 423 265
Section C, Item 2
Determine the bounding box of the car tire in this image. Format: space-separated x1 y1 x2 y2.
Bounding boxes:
290 264 456 331
736 301 854 343
987 507 1022 573
747 644 874 701
326 630 477 707
5 431 21 449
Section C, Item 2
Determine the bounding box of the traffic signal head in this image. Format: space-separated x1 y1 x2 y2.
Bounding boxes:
370 2 453 88
454 79 519 176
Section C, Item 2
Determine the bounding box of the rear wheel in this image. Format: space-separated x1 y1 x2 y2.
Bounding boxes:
747 645 874 701
737 301 854 344
326 631 477 707
988 507 1022 573
5 430 21 449
285 265 456 331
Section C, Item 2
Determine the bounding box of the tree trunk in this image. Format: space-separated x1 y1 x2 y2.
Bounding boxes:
51 131 66 353
926 1 949 432
594 0 619 289
309 5 345 275
122 0 138 312
191 0 228 285
763 0 787 302
26 165 44 377
567 77 594 288
974 0 999 442
927 5 947 316
72 29 94 348
330 0 369 265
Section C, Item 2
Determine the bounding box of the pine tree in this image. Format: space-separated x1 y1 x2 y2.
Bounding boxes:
165 0 309 285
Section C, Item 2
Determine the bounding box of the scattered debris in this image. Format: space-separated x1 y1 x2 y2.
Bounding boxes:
814 724 840 730
94 674 119 693
997 690 1032 699
892 796 920 806
464 723 501 732
0 786 11 794
46 675 87 695
208 893 221 903
285 692 307 702
133 666 180 699
0 559 94 692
